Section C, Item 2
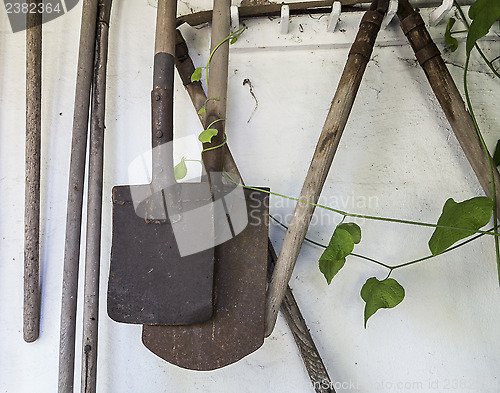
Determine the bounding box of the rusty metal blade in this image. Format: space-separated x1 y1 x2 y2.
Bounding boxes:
142 187 269 370
107 184 215 325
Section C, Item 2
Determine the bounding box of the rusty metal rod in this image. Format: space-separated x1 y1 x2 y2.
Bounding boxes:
264 0 388 337
58 0 99 392
24 0 43 344
175 30 335 393
80 1 113 392
176 0 476 27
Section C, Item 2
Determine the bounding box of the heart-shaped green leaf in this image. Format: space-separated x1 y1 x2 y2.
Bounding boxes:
445 17 459 52
318 228 355 284
198 107 206 115
198 129 218 143
191 67 203 82
319 256 346 285
337 223 362 244
466 0 500 55
174 157 187 180
428 197 493 256
361 277 405 328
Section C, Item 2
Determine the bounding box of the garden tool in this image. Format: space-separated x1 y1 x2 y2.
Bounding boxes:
396 0 500 215
141 0 270 371
265 0 389 336
81 1 113 392
172 29 333 389
58 0 99 391
24 0 42 344
107 0 219 326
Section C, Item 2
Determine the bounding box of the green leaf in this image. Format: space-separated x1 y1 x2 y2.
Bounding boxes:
337 223 362 244
319 256 346 285
318 228 355 284
361 277 405 328
445 17 459 52
493 139 500 167
198 128 218 143
428 197 493 255
174 157 187 180
466 0 500 56
191 67 203 82
230 37 238 44
198 107 206 115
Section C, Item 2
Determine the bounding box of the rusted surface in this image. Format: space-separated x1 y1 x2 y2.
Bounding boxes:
142 188 269 371
173 31 333 385
176 0 365 27
108 81 214 325
107 184 215 325
107 9 216 326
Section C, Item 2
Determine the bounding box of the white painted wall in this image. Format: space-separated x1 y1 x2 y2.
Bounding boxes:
1 1 499 392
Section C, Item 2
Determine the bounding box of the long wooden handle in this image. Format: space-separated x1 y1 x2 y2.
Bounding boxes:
24 0 43 344
397 0 500 216
80 1 113 392
264 6 386 337
174 30 335 392
58 1 99 392
203 0 231 174
155 0 177 56
152 0 177 189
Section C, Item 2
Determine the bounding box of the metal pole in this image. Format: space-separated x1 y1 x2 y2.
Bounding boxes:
58 0 99 391
24 0 43 344
80 1 112 392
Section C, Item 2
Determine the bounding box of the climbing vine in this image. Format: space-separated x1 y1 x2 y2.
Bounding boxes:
178 1 500 327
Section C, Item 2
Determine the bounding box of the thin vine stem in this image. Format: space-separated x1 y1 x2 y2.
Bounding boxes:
463 55 500 284
205 26 246 70
201 134 227 154
453 1 500 79
270 214 496 274
205 118 225 130
226 172 499 237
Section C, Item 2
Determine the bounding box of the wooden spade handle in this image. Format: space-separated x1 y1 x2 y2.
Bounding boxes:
397 0 500 216
174 30 335 392
264 3 387 337
203 0 231 175
151 0 177 187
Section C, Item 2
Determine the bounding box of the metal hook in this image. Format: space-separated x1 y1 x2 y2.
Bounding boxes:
381 0 398 29
230 5 239 32
327 1 342 32
280 4 290 34
429 0 454 26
